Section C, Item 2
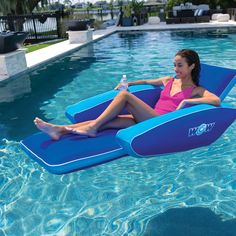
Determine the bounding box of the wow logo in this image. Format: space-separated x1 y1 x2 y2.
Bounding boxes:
188 122 215 137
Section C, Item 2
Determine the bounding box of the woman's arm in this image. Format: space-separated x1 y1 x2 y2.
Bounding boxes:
176 87 221 110
115 76 171 90
128 76 171 86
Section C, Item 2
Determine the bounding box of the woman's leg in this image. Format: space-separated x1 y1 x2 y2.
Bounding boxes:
99 115 136 131
34 118 92 140
71 91 158 136
34 91 158 139
34 115 136 140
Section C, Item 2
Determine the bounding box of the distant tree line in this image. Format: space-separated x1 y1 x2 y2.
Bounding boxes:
1 0 236 16
0 0 114 15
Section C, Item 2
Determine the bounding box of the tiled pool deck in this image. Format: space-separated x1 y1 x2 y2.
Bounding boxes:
26 21 236 69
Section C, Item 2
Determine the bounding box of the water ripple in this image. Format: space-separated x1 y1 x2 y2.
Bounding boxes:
1 30 236 235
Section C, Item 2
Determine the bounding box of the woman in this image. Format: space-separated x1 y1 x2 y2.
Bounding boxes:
34 49 221 140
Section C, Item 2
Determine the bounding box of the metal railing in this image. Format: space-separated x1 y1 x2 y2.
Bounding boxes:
0 12 62 43
0 10 119 43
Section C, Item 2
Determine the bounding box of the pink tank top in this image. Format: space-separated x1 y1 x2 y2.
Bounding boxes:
154 78 195 115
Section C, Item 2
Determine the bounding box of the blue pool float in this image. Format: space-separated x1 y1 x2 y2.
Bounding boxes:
21 64 236 174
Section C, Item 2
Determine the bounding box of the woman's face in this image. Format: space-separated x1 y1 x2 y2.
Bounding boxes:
174 55 194 79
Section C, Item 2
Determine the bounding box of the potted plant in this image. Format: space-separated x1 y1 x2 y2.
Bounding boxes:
131 0 146 25
122 4 133 26
64 13 94 31
0 31 28 53
64 15 94 44
64 19 91 31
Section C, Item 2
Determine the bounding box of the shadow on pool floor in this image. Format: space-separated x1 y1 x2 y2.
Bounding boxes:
144 207 236 236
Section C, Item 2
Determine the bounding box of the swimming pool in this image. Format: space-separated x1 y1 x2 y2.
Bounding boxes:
1 28 236 235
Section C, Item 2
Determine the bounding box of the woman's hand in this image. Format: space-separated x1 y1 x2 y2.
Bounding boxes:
114 83 121 90
114 82 131 90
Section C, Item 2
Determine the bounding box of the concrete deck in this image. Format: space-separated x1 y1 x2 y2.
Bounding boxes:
25 20 236 70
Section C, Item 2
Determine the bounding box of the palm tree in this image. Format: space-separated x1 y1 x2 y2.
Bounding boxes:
0 0 43 15
0 0 45 32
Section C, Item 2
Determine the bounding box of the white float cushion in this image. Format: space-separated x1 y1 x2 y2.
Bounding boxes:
211 13 222 21
148 16 161 24
217 14 230 22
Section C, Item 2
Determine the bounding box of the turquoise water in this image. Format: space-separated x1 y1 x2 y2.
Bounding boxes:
0 29 236 235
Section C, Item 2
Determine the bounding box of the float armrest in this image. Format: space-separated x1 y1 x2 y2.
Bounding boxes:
65 85 161 123
116 104 236 157
65 90 119 123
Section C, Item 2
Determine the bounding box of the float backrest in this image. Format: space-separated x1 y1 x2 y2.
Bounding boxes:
200 63 236 101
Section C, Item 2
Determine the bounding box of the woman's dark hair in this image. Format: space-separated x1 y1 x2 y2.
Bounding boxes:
175 49 201 86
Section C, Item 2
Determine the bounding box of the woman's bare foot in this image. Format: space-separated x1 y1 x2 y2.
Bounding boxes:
68 123 97 137
34 117 64 140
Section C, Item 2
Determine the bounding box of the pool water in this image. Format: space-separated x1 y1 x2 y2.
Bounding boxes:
1 29 236 235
